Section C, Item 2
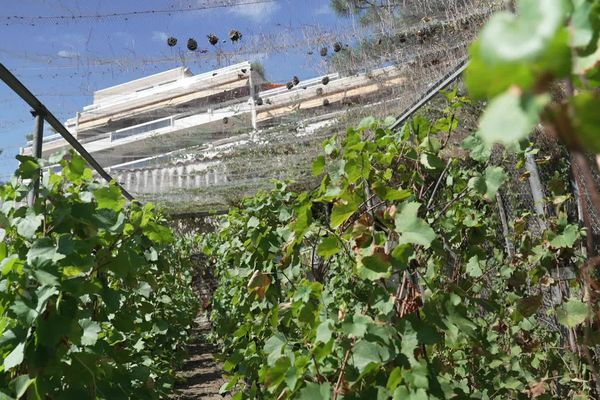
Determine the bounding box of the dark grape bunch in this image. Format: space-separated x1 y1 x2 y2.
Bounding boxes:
187 38 198 51
167 37 177 47
229 30 242 42
207 34 219 45
320 47 328 57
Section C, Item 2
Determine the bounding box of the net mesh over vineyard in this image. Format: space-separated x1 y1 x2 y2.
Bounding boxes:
6 0 499 214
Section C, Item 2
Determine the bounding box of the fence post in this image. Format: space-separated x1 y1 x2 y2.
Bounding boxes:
249 67 257 131
27 110 44 207
495 192 514 260
525 153 547 231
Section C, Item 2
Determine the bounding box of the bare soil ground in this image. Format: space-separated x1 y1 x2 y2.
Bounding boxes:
171 313 230 400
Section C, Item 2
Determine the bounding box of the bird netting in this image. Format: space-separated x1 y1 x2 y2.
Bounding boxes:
3 0 501 213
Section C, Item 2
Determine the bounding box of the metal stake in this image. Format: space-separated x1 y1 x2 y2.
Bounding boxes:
27 110 44 207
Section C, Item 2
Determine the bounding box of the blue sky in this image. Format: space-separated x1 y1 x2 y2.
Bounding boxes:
0 0 350 179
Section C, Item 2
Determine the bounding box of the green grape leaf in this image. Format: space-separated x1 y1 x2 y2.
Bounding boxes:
312 155 326 176
466 46 535 99
48 149 67 165
315 320 333 343
264 333 286 366
352 339 387 373
468 174 487 196
462 134 491 162
419 153 444 170
263 357 291 389
15 155 40 180
395 202 436 248
247 216 260 228
357 253 391 281
330 194 361 229
137 281 152 298
15 213 44 239
477 90 547 147
483 166 508 199
341 314 372 340
372 181 411 202
143 221 174 244
62 153 92 183
556 299 590 327
358 116 376 130
3 342 25 371
0 254 24 276
384 116 397 126
344 158 362 183
27 238 65 267
479 0 568 63
466 255 484 278
13 374 35 399
419 136 442 153
317 236 340 257
297 382 331 400
79 318 101 346
10 298 36 325
571 0 600 48
390 244 412 270
93 185 125 212
550 224 580 248
387 367 403 392
33 270 60 287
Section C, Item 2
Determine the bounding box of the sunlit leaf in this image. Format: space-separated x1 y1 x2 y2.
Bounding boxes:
93 185 126 212
556 299 589 327
395 202 436 248
477 90 548 147
79 318 101 346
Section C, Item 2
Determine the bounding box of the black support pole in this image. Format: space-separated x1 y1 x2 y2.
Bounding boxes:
390 58 469 131
0 63 134 201
27 110 44 206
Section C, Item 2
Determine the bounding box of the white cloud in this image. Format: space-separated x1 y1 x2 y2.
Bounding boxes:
152 31 170 43
57 50 80 58
229 2 280 22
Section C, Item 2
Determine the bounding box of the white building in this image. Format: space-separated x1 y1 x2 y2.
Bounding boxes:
21 61 408 213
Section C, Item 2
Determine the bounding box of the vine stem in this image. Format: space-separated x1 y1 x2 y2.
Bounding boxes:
332 344 353 400
431 186 470 224
426 158 452 211
312 353 328 383
581 256 600 396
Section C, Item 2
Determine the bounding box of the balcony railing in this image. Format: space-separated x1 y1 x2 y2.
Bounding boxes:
26 132 65 146
110 117 173 141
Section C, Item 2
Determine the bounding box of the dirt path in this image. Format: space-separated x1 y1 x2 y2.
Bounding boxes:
172 313 230 400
